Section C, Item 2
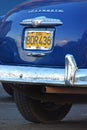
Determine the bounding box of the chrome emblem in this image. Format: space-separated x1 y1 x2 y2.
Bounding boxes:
20 16 63 27
28 9 64 13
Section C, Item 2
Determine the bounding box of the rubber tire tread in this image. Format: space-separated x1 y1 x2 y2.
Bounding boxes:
14 88 71 123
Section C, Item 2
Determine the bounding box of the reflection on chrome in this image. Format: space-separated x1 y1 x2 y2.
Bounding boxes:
0 54 87 87
20 16 63 27
65 54 78 86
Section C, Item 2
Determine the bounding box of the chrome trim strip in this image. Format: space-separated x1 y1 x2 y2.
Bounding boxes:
0 54 87 87
27 53 45 57
20 16 63 27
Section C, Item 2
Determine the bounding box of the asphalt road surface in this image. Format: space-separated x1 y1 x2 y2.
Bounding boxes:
0 84 87 130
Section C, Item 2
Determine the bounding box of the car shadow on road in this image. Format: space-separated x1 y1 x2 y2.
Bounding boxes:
6 120 87 130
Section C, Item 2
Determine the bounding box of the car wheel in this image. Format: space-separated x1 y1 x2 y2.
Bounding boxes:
14 88 71 123
2 83 14 96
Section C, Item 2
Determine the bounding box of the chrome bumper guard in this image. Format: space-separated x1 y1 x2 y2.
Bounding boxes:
0 54 87 87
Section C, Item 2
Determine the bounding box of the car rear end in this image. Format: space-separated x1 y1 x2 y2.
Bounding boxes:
0 0 87 123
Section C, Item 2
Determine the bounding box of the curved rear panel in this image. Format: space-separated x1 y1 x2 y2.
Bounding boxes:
0 1 87 68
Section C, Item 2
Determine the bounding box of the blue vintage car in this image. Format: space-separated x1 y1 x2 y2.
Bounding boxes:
0 0 87 123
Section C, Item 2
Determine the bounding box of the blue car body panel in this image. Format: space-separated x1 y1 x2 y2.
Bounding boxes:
0 0 87 68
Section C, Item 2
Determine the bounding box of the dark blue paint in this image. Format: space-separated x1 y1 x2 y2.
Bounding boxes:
0 1 87 68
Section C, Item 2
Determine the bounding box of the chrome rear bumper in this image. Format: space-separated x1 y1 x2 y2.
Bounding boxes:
0 54 87 87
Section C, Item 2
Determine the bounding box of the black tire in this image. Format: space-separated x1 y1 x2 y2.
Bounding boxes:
14 88 71 123
2 83 14 96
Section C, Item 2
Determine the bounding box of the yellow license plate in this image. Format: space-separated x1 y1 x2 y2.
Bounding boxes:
24 31 53 50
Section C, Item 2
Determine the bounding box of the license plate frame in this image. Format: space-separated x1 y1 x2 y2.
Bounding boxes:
23 28 54 51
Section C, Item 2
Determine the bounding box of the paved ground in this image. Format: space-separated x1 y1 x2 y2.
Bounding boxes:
0 83 87 130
